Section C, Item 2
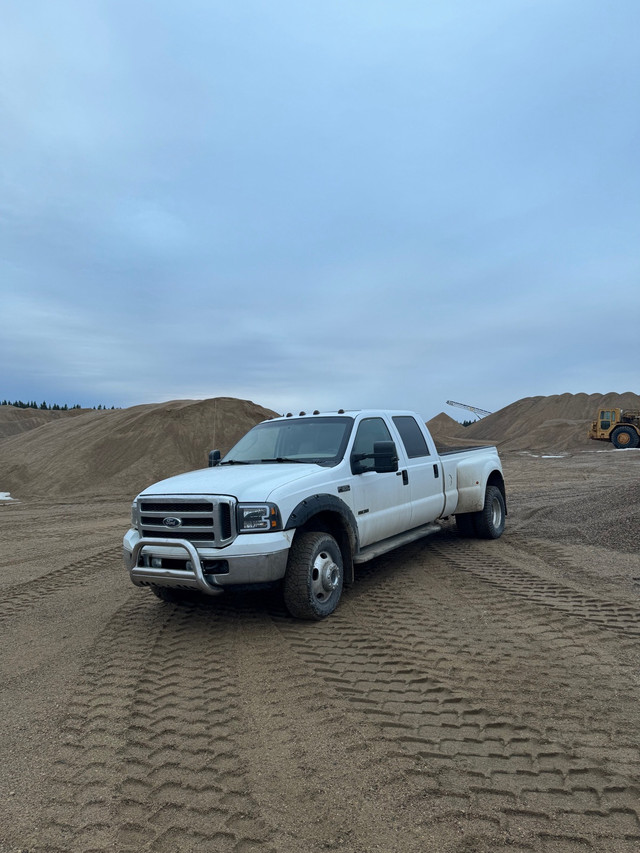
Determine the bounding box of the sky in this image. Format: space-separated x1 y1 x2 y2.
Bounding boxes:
1 0 639 422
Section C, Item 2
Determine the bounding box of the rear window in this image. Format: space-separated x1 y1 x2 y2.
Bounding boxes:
393 416 430 458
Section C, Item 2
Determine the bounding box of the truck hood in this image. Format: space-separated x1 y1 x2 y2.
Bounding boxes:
138 463 324 502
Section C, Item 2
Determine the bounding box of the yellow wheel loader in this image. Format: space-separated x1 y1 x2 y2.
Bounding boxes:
588 408 640 448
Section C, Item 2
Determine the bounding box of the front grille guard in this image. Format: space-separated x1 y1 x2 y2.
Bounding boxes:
130 537 223 596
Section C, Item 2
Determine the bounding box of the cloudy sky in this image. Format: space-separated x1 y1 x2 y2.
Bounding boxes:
1 0 638 422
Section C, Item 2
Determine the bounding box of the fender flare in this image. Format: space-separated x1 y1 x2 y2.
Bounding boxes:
284 494 359 583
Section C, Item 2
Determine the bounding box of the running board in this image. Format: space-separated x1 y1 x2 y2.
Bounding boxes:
353 522 442 564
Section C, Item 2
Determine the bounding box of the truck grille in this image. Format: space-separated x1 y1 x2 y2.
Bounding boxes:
141 501 212 512
138 496 236 547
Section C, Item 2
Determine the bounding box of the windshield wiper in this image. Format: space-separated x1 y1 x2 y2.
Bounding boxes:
259 457 312 464
219 459 252 465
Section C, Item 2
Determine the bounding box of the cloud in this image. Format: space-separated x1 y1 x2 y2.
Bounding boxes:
1 0 639 416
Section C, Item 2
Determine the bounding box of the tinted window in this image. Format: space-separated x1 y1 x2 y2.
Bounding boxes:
393 416 430 458
351 418 393 472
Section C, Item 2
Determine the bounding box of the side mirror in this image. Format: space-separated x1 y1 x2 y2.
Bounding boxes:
372 440 398 473
208 449 221 467
350 441 399 474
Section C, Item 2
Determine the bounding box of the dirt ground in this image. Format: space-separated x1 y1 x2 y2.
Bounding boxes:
1 449 639 853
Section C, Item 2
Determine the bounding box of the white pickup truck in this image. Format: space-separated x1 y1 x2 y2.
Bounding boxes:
123 410 506 619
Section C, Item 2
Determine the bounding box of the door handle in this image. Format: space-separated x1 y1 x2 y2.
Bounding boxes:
433 464 439 478
396 469 409 485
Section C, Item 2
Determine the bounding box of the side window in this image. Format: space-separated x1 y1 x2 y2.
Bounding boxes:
392 416 430 458
351 418 392 473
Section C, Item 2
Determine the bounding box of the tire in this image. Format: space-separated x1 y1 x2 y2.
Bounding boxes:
473 485 506 540
283 532 344 620
455 513 477 537
611 426 640 449
150 585 195 604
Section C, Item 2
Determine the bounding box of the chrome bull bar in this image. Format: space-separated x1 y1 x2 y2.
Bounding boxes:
130 537 224 596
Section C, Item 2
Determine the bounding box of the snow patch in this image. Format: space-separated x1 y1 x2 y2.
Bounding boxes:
521 453 568 459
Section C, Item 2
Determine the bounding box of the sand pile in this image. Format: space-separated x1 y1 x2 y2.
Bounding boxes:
0 397 277 499
425 412 466 439
431 392 640 453
466 391 640 451
3 392 639 500
0 405 86 440
426 412 490 451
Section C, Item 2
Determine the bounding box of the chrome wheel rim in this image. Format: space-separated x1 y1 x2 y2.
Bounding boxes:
491 496 502 528
310 550 340 601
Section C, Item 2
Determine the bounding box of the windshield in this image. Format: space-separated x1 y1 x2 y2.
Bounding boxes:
222 416 354 466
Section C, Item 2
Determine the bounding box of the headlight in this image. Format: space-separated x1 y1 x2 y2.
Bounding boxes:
237 503 282 533
131 501 139 530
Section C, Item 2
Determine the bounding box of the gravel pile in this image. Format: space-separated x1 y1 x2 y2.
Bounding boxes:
430 391 640 453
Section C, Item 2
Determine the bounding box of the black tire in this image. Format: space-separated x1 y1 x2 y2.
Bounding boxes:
455 513 477 537
283 532 344 620
611 426 640 449
150 585 194 604
473 485 506 540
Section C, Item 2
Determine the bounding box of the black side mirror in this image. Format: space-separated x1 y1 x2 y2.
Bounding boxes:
372 440 398 473
209 449 221 467
350 440 399 474
350 453 365 475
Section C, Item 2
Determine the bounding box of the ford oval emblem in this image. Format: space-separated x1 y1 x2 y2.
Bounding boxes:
162 516 182 528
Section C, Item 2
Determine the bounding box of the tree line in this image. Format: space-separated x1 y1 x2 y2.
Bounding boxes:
1 400 118 411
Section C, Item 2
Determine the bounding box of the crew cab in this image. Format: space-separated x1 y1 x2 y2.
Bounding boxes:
123 410 506 619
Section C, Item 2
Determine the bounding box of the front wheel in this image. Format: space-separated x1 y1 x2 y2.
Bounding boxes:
283 532 344 620
474 485 506 539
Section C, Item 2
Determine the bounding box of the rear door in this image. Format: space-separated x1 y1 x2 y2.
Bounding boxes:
391 415 445 526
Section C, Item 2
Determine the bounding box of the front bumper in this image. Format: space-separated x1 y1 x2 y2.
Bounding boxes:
123 529 292 596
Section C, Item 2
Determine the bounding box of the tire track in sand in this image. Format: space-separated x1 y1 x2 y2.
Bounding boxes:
228 605 439 853
433 531 640 637
273 541 640 852
0 549 119 623
40 596 276 853
33 534 640 853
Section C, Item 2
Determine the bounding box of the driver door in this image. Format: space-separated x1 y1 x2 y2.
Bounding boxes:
349 417 411 547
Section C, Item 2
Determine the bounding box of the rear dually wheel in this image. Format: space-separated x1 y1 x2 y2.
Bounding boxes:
474 485 506 539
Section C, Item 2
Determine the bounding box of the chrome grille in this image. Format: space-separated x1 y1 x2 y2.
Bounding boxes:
138 495 236 547
141 501 213 512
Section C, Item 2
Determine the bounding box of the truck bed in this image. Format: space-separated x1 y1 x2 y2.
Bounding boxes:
437 445 495 455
